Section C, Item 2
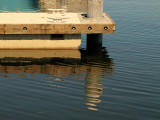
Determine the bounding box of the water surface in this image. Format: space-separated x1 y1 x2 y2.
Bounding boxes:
0 0 39 12
0 0 160 120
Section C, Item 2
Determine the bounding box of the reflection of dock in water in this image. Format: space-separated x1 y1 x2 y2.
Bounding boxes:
0 48 114 111
0 49 113 75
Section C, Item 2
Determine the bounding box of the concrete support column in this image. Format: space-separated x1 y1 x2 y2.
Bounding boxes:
87 34 102 50
87 0 103 18
87 0 103 50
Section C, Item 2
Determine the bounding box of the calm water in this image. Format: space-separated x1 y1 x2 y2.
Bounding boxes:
0 0 160 120
0 0 39 12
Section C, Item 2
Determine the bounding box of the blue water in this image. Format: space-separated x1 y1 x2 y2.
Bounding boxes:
0 0 39 12
0 0 160 120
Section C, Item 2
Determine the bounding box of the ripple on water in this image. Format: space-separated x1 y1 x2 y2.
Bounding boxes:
0 0 160 120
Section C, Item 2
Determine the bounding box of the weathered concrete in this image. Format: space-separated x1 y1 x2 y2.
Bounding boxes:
39 0 87 12
0 49 81 58
0 34 81 49
0 0 115 50
87 0 103 18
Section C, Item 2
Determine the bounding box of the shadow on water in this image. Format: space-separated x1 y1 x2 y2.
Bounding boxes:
0 47 114 111
31 0 39 9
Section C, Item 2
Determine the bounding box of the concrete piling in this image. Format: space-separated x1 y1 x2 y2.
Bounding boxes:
87 0 103 18
87 0 103 49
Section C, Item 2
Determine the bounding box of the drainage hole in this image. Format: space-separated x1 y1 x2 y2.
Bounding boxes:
104 27 108 30
23 27 28 30
72 27 76 30
88 27 92 30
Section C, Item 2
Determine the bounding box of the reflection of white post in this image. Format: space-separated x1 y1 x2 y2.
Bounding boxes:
85 69 103 111
87 0 103 18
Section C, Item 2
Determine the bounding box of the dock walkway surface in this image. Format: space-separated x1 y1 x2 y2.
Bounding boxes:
0 12 115 34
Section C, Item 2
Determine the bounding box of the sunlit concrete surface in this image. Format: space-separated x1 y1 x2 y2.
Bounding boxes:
0 34 81 49
0 12 80 24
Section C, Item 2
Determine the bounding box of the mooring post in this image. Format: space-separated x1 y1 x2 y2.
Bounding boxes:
87 0 103 50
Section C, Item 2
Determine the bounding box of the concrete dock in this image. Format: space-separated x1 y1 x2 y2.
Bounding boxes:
0 0 115 49
0 12 115 34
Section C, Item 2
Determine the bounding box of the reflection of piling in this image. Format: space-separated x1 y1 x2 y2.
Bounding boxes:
85 70 103 111
82 48 113 111
0 48 114 110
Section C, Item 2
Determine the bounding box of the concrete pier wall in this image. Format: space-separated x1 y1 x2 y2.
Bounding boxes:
0 34 81 49
39 0 87 12
87 0 103 18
